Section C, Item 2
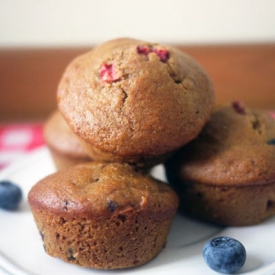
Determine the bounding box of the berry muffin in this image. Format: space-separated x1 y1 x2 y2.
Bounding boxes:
44 111 92 170
28 162 179 269
57 37 215 167
165 102 275 226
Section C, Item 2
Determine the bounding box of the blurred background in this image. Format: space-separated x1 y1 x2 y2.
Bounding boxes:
1 0 275 122
1 0 275 47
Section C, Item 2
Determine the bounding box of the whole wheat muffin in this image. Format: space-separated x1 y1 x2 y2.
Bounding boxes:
44 110 92 170
57 38 215 167
28 162 178 269
165 102 275 226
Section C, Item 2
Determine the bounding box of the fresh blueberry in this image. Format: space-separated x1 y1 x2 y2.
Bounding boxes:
267 138 275 145
203 236 246 274
0 180 23 210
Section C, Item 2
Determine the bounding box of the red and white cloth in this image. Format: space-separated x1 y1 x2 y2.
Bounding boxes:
0 123 45 170
270 112 275 120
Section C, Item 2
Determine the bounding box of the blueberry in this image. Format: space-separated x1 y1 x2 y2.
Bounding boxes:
203 236 246 274
267 138 275 145
107 199 118 212
0 180 23 210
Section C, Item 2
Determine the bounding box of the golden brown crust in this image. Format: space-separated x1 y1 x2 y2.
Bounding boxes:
57 38 215 164
29 162 178 219
172 105 275 186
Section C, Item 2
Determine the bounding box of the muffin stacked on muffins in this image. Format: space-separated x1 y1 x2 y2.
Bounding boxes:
29 37 215 269
57 37 215 167
165 102 275 226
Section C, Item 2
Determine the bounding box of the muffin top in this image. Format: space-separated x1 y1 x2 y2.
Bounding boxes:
28 162 178 219
57 38 214 159
165 102 275 186
44 111 90 158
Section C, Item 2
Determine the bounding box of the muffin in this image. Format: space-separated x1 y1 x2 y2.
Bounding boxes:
44 110 92 170
165 102 275 226
57 37 215 167
28 162 179 269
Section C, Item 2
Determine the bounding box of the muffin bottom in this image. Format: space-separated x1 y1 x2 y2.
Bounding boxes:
32 208 173 269
174 180 275 226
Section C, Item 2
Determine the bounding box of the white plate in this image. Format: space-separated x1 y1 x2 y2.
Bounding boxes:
0 147 275 275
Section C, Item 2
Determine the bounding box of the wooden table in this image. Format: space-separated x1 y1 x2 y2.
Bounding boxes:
1 44 275 122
